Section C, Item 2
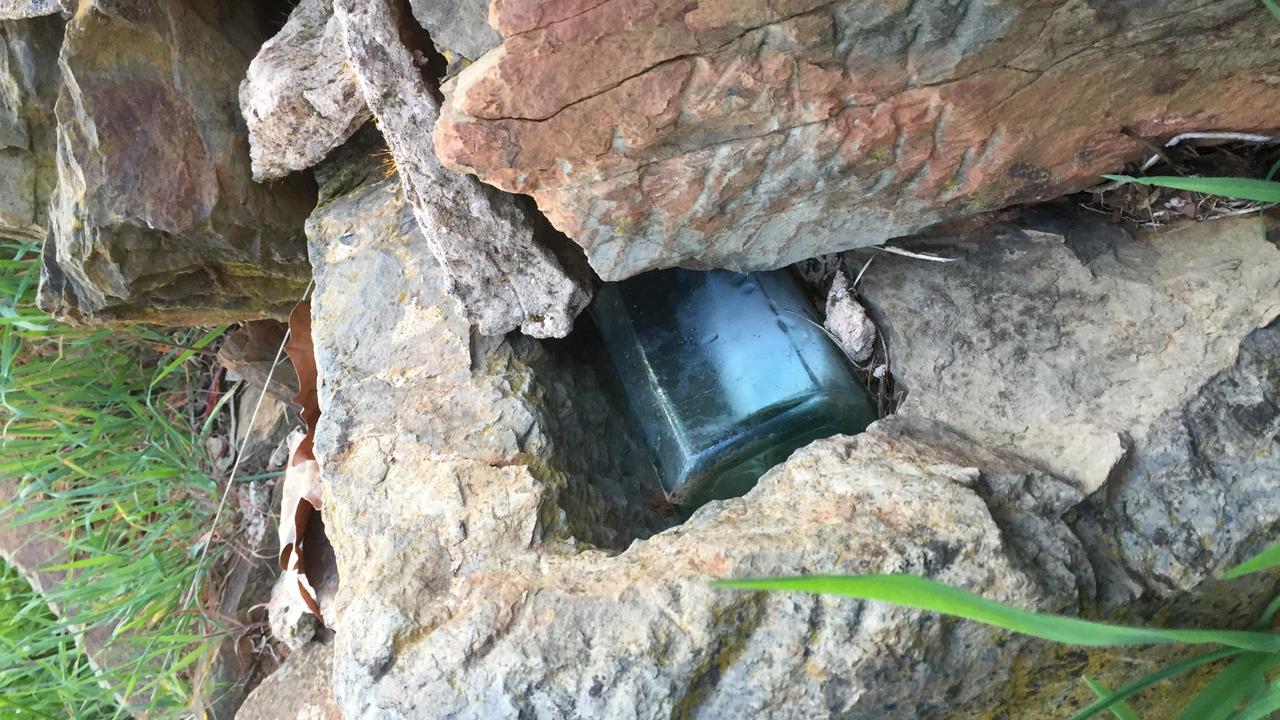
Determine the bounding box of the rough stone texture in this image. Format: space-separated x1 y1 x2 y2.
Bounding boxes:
435 0 1280 281
306 149 1280 714
304 134 1130 719
857 212 1280 495
332 0 590 338
409 0 499 63
0 0 57 19
824 272 876 364
1075 317 1280 604
37 0 315 325
236 641 343 720
239 0 370 181
0 15 60 241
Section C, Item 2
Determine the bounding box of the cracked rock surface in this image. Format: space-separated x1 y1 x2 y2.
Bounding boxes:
37 0 315 324
239 0 370 181
857 207 1280 613
0 14 58 241
856 209 1280 496
435 0 1280 280
331 0 591 338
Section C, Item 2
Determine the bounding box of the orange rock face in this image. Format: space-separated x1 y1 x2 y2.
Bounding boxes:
435 0 1280 280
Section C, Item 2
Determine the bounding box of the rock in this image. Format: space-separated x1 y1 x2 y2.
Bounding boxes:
824 272 876 364
1075 317 1280 603
239 0 370 181
0 0 57 19
408 0 499 65
856 211 1280 496
0 15 60 241
332 0 591 338
268 570 321 652
236 641 343 720
37 0 315 325
434 0 1280 281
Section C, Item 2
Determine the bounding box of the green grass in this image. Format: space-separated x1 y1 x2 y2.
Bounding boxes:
0 240 231 717
716 568 1280 719
1102 175 1280 204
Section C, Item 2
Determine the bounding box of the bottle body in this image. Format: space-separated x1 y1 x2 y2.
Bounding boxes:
591 269 877 508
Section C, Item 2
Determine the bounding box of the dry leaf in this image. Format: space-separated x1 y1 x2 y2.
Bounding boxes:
275 300 334 622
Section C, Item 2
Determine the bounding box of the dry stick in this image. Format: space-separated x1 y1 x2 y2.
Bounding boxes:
876 246 957 263
852 256 874 288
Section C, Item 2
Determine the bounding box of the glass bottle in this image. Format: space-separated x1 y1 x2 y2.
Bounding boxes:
590 268 877 508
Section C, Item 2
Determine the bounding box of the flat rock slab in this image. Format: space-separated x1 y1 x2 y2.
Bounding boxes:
435 0 1280 281
38 0 315 324
857 212 1280 496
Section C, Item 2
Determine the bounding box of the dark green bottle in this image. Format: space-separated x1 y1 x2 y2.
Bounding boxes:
591 269 877 508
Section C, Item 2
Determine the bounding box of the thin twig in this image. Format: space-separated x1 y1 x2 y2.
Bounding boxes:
852 256 874 287
877 246 957 263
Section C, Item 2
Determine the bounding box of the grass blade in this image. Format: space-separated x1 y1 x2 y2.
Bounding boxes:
1082 676 1138 720
1264 0 1280 24
714 575 1280 652
1102 175 1280 203
1067 648 1241 720
1224 542 1280 579
1236 681 1280 720
1177 651 1278 720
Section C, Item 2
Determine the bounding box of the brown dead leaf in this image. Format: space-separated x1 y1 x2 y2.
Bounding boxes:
284 301 319 462
215 320 298 403
275 300 334 621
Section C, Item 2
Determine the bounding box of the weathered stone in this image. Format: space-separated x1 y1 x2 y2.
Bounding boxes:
332 0 591 338
239 0 370 181
408 0 499 64
302 154 1280 715
824 272 876 364
0 0 57 19
857 211 1280 495
1075 317 1280 604
37 0 315 325
236 641 343 720
435 0 1280 281
0 15 59 241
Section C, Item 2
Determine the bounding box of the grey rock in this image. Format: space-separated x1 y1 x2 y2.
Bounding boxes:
304 136 1117 719
0 15 59 241
239 0 370 181
37 0 315 325
825 272 876 364
0 0 57 19
408 0 499 63
1075 317 1280 603
331 0 590 338
856 212 1280 495
236 641 343 720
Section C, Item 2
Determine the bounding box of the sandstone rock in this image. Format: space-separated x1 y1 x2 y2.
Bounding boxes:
332 0 591 337
236 641 343 720
239 0 370 181
409 0 499 64
0 0 57 19
0 15 60 241
332 0 591 338
37 0 315 325
435 0 1280 281
857 211 1280 496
